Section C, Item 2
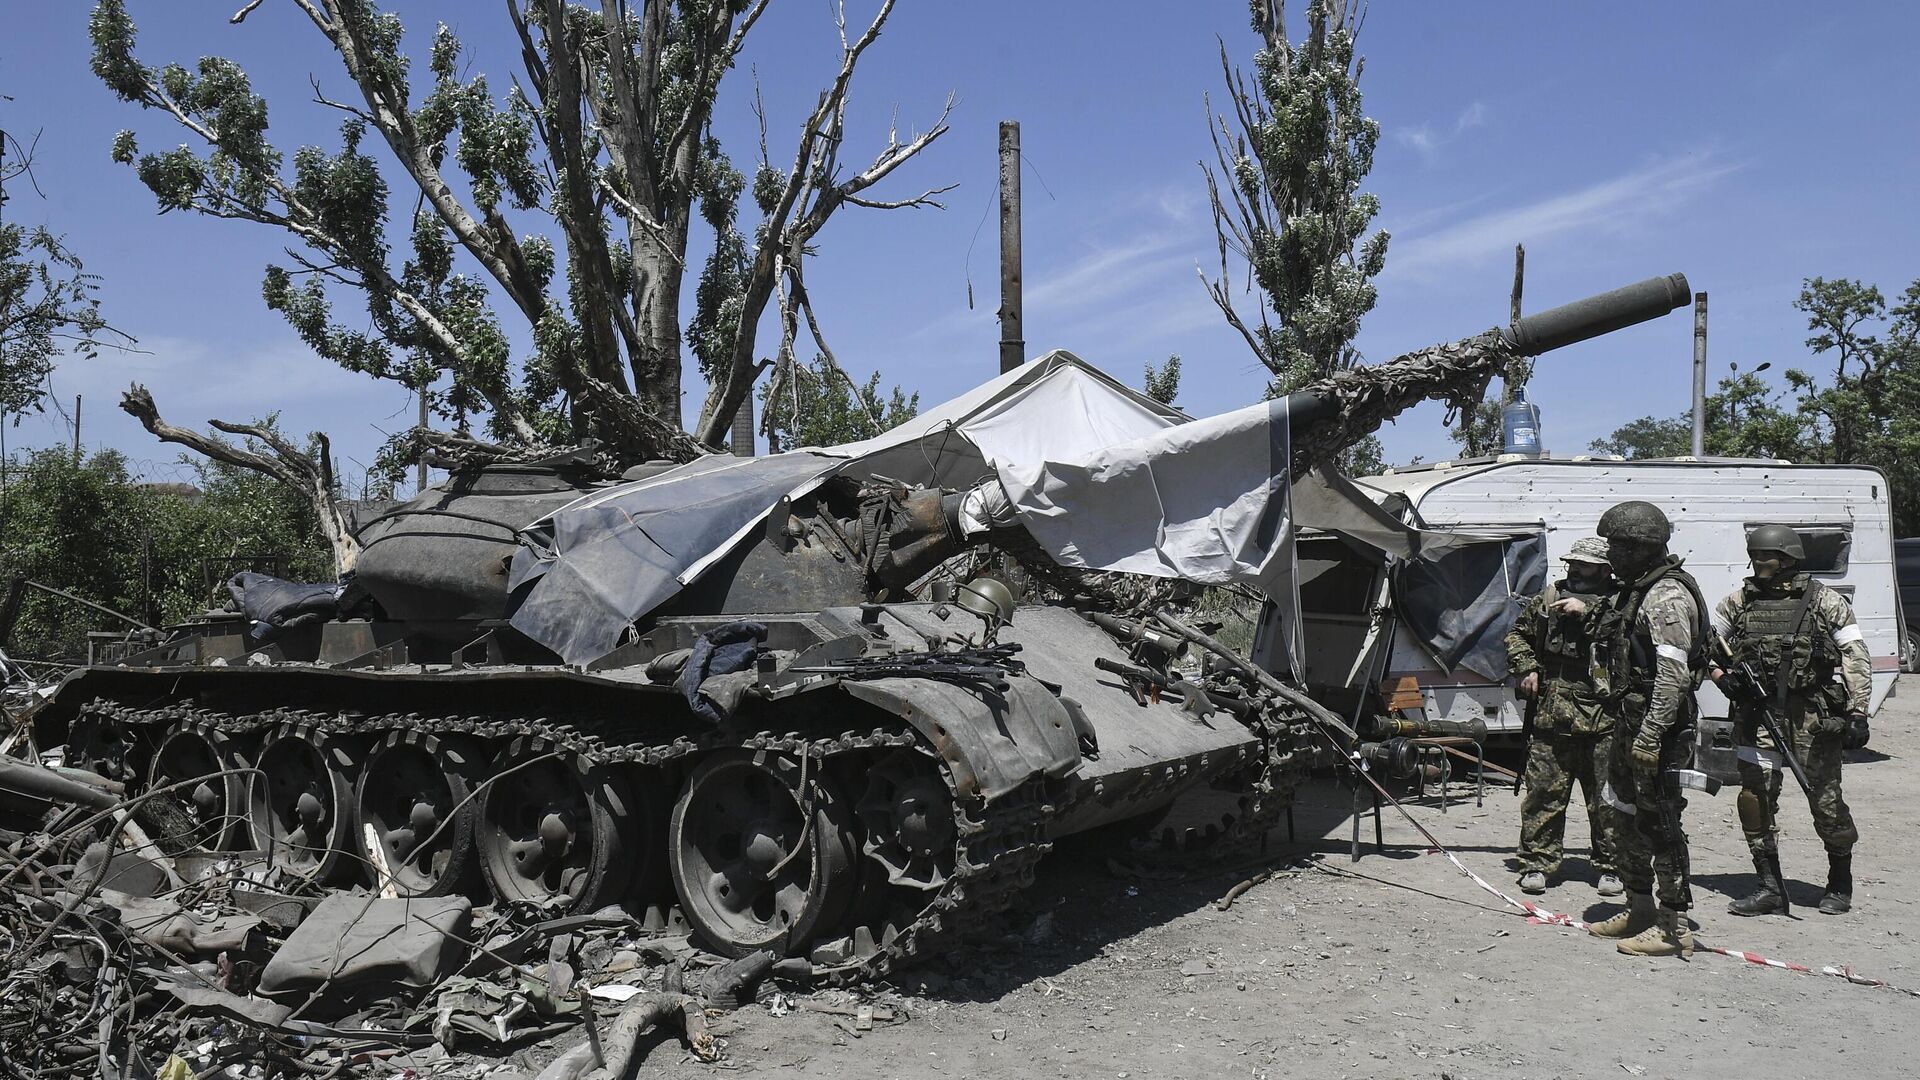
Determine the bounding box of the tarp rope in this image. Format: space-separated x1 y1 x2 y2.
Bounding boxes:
1302 713 1920 1000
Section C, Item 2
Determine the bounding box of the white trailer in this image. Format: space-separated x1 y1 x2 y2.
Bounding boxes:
1276 455 1905 738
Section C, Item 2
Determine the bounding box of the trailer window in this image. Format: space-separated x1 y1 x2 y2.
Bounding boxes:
1744 524 1851 574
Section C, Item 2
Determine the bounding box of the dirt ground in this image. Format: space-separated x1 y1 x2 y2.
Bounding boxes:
539 689 1919 1080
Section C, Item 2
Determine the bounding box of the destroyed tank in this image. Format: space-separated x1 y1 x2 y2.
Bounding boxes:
37 273 1691 982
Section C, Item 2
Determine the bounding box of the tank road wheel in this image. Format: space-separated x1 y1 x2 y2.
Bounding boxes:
355 731 484 897
246 725 361 886
669 750 858 958
477 738 636 911
149 722 247 851
855 749 956 890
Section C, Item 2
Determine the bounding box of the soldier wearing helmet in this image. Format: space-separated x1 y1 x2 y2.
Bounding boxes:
1504 536 1620 898
1557 500 1710 958
1711 524 1870 917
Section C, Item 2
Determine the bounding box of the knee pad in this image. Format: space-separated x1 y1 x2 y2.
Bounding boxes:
1736 788 1771 835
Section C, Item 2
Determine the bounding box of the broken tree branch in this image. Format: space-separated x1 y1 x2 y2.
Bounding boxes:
120 383 360 576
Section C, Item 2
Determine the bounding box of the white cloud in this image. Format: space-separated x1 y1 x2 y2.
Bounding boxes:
1395 101 1488 159
9 335 413 479
1388 152 1740 277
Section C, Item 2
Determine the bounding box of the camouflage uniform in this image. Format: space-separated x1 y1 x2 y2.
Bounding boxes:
1505 580 1615 878
1596 557 1707 913
1715 574 1869 861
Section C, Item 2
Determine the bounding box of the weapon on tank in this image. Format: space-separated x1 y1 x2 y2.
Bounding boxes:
1277 273 1691 465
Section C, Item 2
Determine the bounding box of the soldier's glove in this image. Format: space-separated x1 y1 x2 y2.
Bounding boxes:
1844 711 1872 750
1629 738 1662 775
1809 710 1848 736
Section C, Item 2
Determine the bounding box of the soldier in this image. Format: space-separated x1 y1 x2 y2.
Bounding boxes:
1505 537 1621 898
1713 524 1870 916
1564 501 1709 958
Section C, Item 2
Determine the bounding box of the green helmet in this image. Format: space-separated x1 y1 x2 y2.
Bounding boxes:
954 576 1016 626
1746 523 1805 560
1597 500 1671 544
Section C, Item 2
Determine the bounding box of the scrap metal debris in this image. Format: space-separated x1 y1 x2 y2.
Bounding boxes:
0 755 779 1078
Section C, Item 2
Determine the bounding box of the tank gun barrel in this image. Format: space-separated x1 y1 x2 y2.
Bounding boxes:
1282 271 1691 437
1498 272 1691 356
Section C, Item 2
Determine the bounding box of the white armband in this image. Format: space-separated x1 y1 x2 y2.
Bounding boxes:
1833 623 1864 646
1655 643 1689 664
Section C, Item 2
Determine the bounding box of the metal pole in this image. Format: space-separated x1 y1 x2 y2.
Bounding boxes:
997 121 1024 374
72 395 81 460
417 389 428 495
1690 292 1708 457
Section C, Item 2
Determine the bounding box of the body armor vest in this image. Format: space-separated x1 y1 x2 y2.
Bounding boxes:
1594 556 1708 716
1728 573 1838 696
1539 579 1603 677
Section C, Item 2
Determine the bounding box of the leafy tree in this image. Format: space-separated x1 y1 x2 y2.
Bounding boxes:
89 0 948 468
1142 354 1181 406
1200 0 1388 469
0 447 329 659
1 117 127 417
1586 414 1689 459
760 355 915 450
1585 275 1920 531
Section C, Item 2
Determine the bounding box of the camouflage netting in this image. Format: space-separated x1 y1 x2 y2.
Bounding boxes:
1287 329 1522 471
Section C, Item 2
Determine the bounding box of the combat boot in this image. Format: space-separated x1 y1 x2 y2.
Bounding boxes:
1617 907 1694 958
1820 852 1853 915
1728 853 1787 916
1588 890 1655 939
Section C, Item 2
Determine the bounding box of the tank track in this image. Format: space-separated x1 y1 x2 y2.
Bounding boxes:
77 696 1056 986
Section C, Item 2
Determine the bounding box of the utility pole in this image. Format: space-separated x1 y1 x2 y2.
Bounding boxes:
1690 292 1708 457
72 395 81 460
997 121 1024 375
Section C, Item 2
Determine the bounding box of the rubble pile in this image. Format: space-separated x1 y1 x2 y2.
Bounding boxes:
0 758 792 1079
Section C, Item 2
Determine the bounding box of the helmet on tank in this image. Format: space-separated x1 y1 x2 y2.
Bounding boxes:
1597 501 1671 544
1746 523 1805 561
1563 537 1611 566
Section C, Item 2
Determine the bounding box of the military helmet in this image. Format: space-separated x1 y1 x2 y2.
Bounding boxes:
1596 500 1671 544
1746 523 1805 561
1562 537 1611 566
954 576 1016 626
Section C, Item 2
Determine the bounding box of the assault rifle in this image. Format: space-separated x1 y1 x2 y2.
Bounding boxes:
1514 681 1540 795
1709 637 1815 798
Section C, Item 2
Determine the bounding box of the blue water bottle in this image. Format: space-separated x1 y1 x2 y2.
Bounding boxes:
1502 388 1542 456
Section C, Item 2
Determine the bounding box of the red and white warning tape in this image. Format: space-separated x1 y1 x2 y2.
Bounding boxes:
1318 724 1920 1000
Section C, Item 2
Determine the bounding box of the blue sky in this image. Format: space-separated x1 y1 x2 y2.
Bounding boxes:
3 2 1917 492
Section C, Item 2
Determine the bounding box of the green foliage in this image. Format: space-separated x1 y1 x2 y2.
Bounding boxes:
1142 355 1182 406
761 357 918 450
1206 0 1389 396
0 222 111 417
1585 276 1920 533
2 118 119 417
0 449 331 659
1587 414 1690 459
88 0 934 460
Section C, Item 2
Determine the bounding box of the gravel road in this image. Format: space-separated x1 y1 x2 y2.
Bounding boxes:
615 687 1919 1080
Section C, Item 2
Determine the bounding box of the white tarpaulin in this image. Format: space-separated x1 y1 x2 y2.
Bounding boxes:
997 399 1297 591
823 350 1187 487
